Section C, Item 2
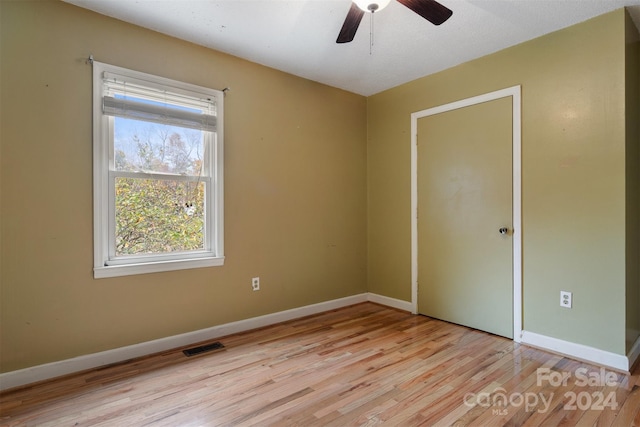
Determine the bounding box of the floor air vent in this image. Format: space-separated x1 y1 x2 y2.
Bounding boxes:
183 341 225 357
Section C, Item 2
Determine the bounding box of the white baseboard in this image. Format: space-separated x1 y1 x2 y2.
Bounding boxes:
3 294 633 392
627 335 640 370
0 293 368 391
520 330 630 372
366 293 413 312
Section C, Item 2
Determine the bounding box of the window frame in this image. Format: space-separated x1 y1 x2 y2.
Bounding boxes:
92 62 224 279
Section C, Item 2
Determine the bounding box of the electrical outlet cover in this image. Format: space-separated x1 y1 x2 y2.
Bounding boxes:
560 291 572 308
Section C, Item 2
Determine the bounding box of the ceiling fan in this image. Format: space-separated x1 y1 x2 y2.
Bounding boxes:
337 0 453 43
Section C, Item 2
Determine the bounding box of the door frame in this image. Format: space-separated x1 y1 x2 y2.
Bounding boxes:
410 85 522 342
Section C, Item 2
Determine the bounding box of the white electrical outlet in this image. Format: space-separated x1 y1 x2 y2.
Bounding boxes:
560 291 572 308
252 277 260 291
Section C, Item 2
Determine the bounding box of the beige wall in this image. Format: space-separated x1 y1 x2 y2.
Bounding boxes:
368 10 629 355
1 0 636 375
626 11 640 353
0 0 367 372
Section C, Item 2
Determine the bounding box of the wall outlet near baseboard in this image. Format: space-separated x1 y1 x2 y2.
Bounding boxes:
252 277 260 291
560 291 572 308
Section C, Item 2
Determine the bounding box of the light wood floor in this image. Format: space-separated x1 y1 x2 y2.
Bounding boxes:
1 303 639 426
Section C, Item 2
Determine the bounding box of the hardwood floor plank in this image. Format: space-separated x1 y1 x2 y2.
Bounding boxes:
1 303 638 427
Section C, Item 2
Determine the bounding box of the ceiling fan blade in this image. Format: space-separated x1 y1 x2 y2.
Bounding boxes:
336 2 365 43
397 0 452 25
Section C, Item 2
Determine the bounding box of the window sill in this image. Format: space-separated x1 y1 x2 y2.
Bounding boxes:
94 256 225 279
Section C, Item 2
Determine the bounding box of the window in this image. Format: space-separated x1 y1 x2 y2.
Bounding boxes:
92 62 224 278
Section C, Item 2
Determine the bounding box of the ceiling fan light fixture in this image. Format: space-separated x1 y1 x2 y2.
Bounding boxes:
337 0 452 44
354 0 392 13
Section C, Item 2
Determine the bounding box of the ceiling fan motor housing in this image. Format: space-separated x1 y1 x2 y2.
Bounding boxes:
354 0 391 13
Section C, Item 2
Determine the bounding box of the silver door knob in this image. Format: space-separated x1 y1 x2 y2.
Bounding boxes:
499 227 509 235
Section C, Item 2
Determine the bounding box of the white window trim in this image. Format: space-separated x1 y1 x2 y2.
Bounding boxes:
92 62 224 279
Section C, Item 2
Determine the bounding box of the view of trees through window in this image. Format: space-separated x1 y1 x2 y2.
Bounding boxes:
113 118 206 256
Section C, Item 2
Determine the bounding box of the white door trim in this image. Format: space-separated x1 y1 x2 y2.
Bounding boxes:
410 85 522 342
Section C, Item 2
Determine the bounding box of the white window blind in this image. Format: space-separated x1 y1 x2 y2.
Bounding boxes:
101 72 217 132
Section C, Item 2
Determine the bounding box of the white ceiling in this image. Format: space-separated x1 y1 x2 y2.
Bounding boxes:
64 0 640 96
